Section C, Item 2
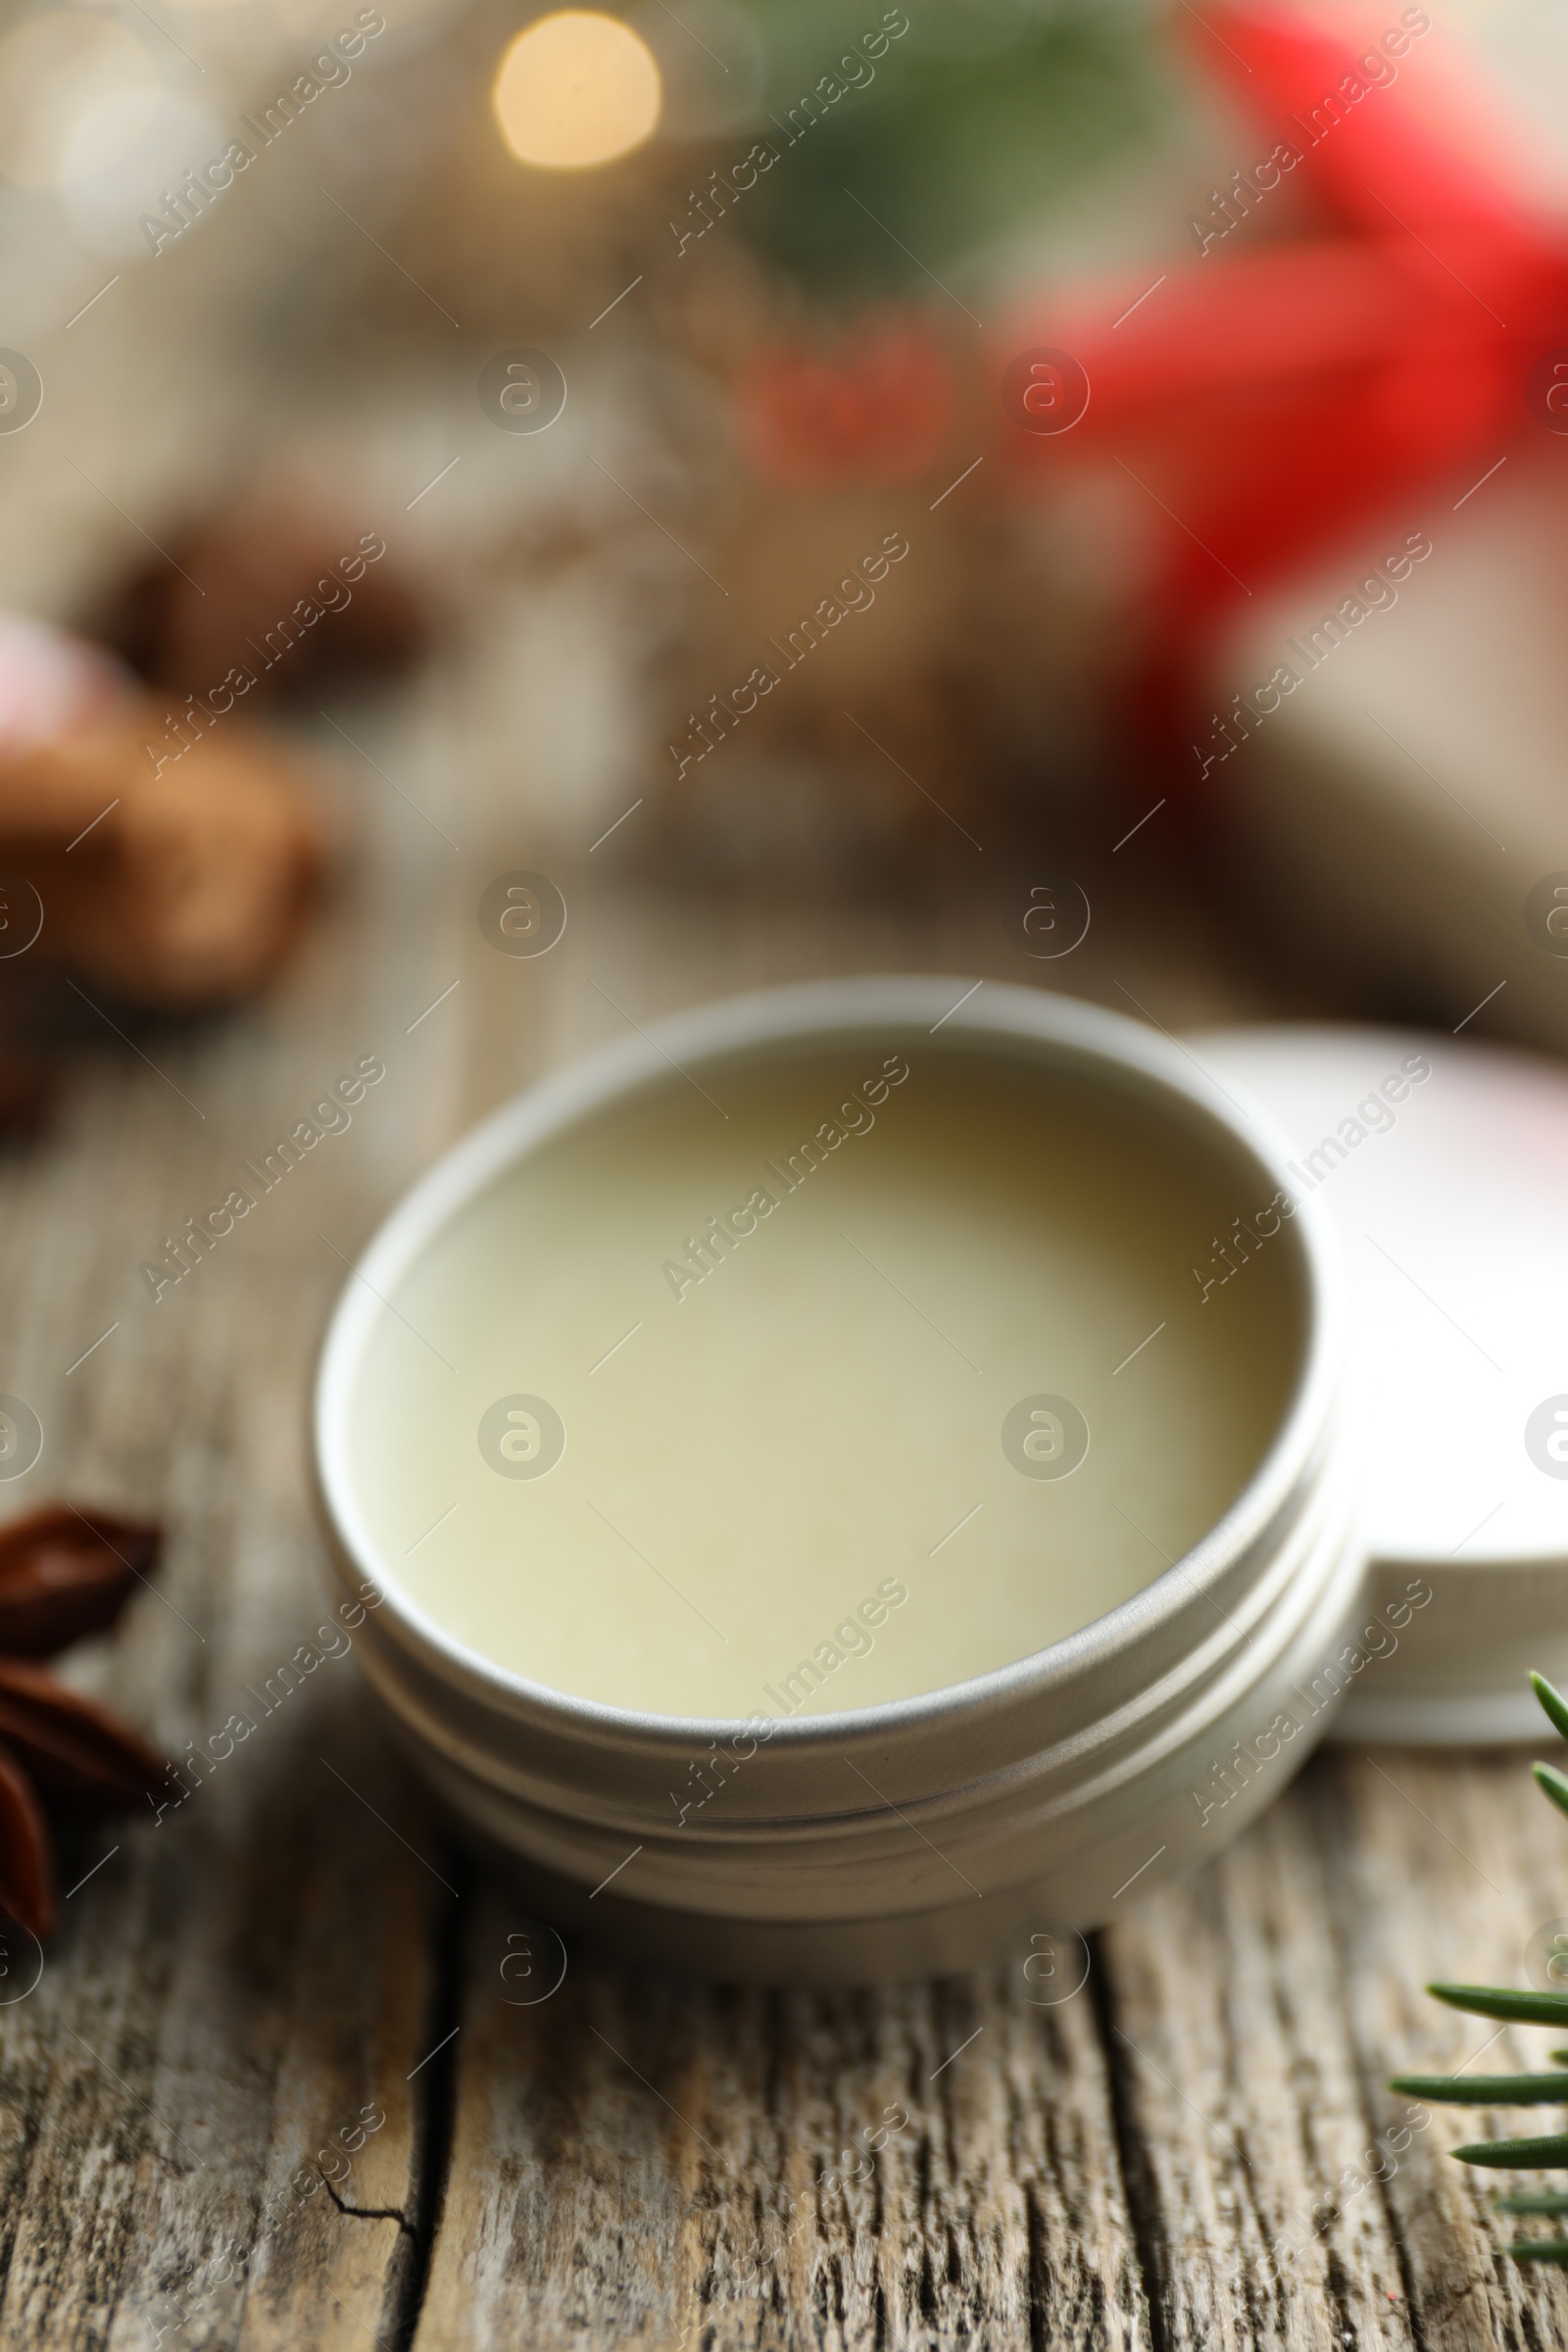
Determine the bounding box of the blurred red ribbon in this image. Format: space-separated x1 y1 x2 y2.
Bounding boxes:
1002 0 1568 756
739 5 1568 775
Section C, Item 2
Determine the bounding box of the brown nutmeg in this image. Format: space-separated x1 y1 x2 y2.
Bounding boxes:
0 699 327 1009
95 499 426 705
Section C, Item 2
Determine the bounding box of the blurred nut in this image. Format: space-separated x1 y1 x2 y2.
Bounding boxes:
0 700 326 1008
93 499 425 704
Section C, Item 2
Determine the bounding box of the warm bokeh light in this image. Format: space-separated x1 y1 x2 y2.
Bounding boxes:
0 12 160 191
492 10 661 171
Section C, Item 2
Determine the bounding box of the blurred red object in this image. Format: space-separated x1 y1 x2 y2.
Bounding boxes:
1002 1 1568 747
737 320 955 486
737 6 1566 776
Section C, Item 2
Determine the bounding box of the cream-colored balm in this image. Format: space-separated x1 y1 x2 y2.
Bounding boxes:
349 1052 1299 1719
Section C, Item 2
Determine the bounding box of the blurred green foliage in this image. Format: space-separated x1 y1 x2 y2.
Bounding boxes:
734 0 1168 300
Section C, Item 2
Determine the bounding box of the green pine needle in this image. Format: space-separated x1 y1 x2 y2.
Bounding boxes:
1396 1675 1568 2270
1454 2133 1568 2168
1428 1984 1568 2028
1390 2074 1568 2105
1533 1673 1568 1744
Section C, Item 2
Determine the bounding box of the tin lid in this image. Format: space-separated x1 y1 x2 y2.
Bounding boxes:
1190 1025 1568 1743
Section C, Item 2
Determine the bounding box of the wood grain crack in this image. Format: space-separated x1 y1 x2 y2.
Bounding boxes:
320 2175 414 2232
384 1836 468 2350
1088 1932 1170 2352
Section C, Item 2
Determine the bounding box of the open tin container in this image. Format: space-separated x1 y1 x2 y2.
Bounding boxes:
314 977 1568 1984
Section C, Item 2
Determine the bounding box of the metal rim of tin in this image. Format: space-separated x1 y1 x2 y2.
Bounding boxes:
314 976 1358 1981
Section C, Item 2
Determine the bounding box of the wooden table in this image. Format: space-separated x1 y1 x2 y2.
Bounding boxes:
1 668 1562 2352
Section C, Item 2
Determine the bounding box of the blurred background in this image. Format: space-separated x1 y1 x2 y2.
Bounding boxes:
1 0 1566 1101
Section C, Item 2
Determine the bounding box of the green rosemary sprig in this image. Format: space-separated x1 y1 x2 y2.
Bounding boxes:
1389 1671 1568 2265
1391 2077 1568 2106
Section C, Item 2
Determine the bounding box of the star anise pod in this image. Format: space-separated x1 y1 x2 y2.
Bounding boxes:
0 1505 160 1654
0 1505 168 1941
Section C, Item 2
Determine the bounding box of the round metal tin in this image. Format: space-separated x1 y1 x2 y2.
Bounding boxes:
315 979 1361 1984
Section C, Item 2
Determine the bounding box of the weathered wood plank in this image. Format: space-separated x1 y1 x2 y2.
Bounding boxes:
416 1880 1148 2351
0 824 450 2347
1097 1741 1568 2352
1101 1761 1422 2351
1323 1743 1568 2352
